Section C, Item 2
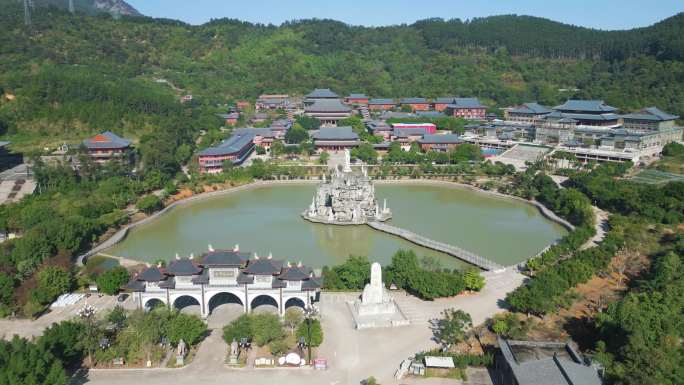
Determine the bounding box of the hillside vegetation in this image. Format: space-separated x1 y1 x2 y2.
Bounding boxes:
1 4 684 149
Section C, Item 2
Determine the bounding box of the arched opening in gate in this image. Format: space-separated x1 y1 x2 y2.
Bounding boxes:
250 295 279 314
208 292 243 314
173 295 201 315
144 298 165 311
284 297 306 312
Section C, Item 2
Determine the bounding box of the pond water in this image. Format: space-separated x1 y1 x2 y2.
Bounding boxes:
105 183 567 269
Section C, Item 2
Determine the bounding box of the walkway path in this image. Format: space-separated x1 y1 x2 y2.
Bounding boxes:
368 221 504 271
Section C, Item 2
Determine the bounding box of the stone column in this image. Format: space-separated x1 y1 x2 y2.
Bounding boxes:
244 284 249 313
279 287 284 316
200 284 207 318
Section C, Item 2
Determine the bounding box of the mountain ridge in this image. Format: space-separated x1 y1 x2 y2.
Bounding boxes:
30 0 141 17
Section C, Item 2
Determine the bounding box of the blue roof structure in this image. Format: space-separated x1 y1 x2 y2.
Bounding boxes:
305 88 339 99
304 99 352 113
416 111 446 118
369 98 396 105
418 134 463 144
348 93 368 99
434 97 457 104
448 98 486 109
509 102 552 115
313 127 359 141
400 98 428 104
554 100 618 113
393 128 429 137
622 107 679 121
83 131 132 150
199 133 255 156
498 337 602 385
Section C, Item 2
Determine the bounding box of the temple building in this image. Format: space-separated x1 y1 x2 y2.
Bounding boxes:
622 107 679 131
312 126 360 151
304 88 340 105
369 98 396 111
418 134 463 152
504 103 553 124
400 98 430 111
433 97 458 112
495 337 602 385
198 133 255 173
82 131 133 164
304 99 353 125
445 98 487 120
255 94 292 110
303 150 391 225
550 100 620 126
346 93 369 106
126 247 322 318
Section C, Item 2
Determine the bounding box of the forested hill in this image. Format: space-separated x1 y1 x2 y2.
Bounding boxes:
28 0 140 16
1 3 683 149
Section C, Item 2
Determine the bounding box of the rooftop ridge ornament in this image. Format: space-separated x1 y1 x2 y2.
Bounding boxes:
233 244 239 252
175 253 180 260
208 244 214 252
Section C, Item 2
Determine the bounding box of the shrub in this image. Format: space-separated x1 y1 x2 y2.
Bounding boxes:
296 319 323 347
95 266 130 295
136 194 163 214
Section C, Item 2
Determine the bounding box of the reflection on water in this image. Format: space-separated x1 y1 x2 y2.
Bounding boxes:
106 184 566 268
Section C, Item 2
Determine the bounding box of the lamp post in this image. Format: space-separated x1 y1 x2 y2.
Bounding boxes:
303 305 318 365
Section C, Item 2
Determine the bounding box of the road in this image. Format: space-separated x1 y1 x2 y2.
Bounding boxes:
72 268 523 385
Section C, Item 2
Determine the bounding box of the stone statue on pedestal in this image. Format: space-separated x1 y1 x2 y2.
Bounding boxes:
229 339 239 365
176 339 187 366
361 262 391 305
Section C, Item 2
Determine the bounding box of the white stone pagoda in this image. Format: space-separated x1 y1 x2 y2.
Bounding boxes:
302 150 391 225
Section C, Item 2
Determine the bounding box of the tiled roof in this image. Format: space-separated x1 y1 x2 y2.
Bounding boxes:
369 98 395 105
0 141 10 148
305 88 339 99
313 127 359 140
83 131 132 150
278 265 312 281
201 250 249 267
125 278 145 292
418 134 463 144
348 93 368 99
554 99 618 113
137 266 167 282
166 258 202 276
508 102 552 115
622 107 679 121
498 337 602 385
302 276 323 290
400 98 428 104
448 98 486 109
416 111 446 118
434 97 457 104
243 258 283 275
199 134 255 157
233 128 277 138
304 99 352 113
393 128 429 137
191 269 209 285
237 271 255 284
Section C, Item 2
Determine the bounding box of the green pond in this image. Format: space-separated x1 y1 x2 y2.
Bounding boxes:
105 183 567 269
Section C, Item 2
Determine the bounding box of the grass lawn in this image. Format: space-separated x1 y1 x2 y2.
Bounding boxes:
630 169 684 185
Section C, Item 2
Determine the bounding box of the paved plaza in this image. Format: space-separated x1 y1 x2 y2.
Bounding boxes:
63 268 522 385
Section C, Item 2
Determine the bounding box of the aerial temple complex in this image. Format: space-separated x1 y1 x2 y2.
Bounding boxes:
302 150 391 225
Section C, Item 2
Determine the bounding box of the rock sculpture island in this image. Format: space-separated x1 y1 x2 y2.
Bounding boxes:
303 149 391 225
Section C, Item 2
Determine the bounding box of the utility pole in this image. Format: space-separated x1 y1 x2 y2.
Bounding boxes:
68 0 75 14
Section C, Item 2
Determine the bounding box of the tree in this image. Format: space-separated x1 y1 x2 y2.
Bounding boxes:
95 266 130 295
269 339 289 356
492 319 509 335
37 321 85 368
270 140 285 158
285 127 309 144
433 309 472 348
251 314 283 346
295 116 321 130
318 151 330 165
34 266 73 305
223 314 254 343
296 318 323 347
0 272 14 308
0 336 69 385
351 143 378 164
137 194 163 214
283 308 303 335
165 313 207 346
463 269 485 291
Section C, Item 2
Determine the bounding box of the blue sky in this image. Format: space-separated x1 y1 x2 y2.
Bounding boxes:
126 0 684 30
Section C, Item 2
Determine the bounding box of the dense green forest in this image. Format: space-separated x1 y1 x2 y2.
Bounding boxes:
1 3 684 150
